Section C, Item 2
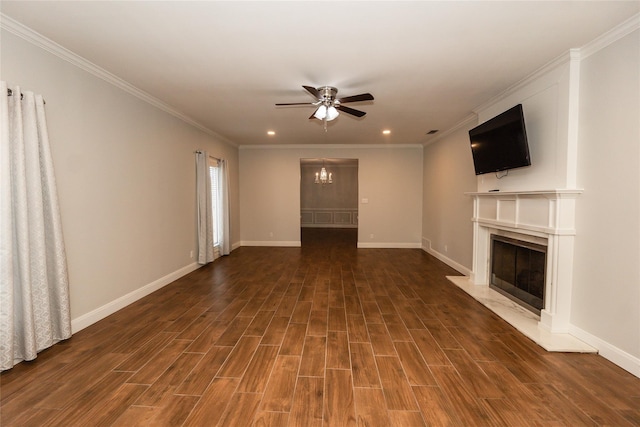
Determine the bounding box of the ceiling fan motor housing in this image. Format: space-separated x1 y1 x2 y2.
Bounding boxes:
319 86 338 105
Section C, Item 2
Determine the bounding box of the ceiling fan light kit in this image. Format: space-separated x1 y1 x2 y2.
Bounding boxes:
314 105 339 121
276 85 374 124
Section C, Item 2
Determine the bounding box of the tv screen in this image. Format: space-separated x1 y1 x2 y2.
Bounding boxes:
468 104 531 175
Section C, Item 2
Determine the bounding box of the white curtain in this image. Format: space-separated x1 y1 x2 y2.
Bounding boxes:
0 82 72 371
196 151 214 264
218 158 231 256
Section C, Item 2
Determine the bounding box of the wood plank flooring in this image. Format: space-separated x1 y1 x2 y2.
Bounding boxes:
2 228 639 426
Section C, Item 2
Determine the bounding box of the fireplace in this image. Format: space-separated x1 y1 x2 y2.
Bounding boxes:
490 235 546 314
467 189 582 334
448 190 595 352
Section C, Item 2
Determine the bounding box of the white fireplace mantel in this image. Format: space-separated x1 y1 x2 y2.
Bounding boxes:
467 189 583 336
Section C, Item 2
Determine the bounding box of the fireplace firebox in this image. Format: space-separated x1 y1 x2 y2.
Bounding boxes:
490 235 546 314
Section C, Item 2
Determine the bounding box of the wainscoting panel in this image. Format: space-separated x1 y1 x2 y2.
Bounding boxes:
301 208 358 228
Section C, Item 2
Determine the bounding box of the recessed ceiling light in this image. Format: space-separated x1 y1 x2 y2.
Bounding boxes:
382 130 391 135
267 131 276 136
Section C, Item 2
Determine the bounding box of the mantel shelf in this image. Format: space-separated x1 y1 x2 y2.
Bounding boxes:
466 189 583 198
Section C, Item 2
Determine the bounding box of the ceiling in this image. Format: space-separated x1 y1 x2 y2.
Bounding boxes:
1 1 638 146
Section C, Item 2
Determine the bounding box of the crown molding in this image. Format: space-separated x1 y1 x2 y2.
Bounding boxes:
473 50 575 114
580 12 639 60
472 13 639 114
239 143 424 150
422 113 477 147
0 13 237 147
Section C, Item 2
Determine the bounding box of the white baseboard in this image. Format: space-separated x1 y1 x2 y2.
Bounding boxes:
569 325 640 378
301 224 358 229
422 238 471 276
240 240 301 247
240 240 420 249
357 242 422 249
71 262 201 333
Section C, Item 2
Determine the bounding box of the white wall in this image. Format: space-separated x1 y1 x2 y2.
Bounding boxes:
1 30 240 330
421 55 579 275
475 56 576 192
572 29 640 371
422 122 477 274
240 145 423 247
442 23 640 376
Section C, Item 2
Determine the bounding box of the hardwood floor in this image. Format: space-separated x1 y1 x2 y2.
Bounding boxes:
2 228 639 426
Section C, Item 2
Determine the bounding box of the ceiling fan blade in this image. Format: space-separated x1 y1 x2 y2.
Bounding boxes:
275 102 314 106
302 85 321 99
309 108 319 120
336 105 366 117
337 93 374 103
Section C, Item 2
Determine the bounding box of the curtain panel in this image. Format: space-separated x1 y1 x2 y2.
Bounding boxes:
195 151 231 265
196 151 214 264
0 82 72 371
218 159 231 256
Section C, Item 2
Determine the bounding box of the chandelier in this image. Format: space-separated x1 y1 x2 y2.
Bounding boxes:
314 161 333 184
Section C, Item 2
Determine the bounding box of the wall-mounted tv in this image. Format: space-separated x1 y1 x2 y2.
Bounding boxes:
468 104 531 175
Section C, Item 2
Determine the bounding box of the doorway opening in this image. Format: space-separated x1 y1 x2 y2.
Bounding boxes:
300 158 358 248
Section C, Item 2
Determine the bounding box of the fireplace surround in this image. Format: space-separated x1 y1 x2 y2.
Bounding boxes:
468 190 582 333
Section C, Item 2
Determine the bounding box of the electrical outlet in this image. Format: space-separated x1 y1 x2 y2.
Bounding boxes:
269 232 274 238
444 245 448 252
370 234 374 239
189 250 194 259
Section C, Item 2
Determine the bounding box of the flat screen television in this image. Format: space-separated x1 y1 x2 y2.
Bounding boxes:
468 104 531 175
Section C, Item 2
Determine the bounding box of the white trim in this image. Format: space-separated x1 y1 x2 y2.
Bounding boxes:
423 113 478 147
357 242 422 249
565 49 581 189
580 13 640 60
71 262 201 333
466 189 583 197
472 14 640 114
473 51 573 113
302 224 358 229
569 325 640 379
421 240 471 276
0 13 236 147
240 240 301 247
239 143 423 150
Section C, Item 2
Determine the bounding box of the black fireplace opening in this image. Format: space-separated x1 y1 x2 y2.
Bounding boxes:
490 235 546 314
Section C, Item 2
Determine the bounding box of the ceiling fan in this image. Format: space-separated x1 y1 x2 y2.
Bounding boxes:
276 86 374 121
